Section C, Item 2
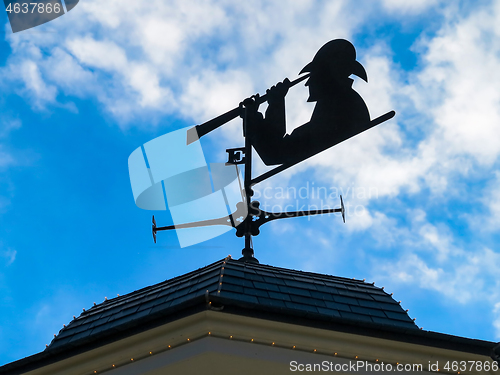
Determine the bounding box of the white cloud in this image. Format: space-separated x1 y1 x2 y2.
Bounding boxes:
381 0 441 14
0 117 21 138
418 222 454 261
67 37 128 72
1 249 17 266
0 148 14 169
127 63 173 108
0 117 21 212
359 4 500 332
367 205 498 293
19 60 58 108
494 302 500 339
474 171 500 231
375 238 500 305
0 0 362 125
410 6 500 166
179 69 254 123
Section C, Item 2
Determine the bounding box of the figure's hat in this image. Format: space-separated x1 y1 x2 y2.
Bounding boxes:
300 39 367 82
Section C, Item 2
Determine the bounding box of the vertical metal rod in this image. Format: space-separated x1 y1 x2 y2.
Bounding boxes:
243 105 253 255
237 101 258 263
240 105 259 263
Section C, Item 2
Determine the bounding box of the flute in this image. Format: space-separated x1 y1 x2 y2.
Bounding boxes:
186 73 311 145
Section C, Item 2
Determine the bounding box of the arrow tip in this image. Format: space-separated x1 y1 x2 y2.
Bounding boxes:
340 195 345 223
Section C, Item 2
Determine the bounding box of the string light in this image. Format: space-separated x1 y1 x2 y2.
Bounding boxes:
80 316 426 373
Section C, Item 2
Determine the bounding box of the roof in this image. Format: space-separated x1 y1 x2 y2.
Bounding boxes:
1 257 497 374
47 257 417 351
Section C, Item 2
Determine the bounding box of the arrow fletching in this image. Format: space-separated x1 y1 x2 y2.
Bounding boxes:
152 215 157 243
340 195 345 223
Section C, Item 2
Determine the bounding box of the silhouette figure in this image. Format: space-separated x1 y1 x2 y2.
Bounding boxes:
249 39 370 165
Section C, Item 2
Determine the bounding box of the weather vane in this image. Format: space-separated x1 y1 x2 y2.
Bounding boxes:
128 39 395 263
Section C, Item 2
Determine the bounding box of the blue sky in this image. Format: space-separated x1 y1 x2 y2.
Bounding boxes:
1 0 500 365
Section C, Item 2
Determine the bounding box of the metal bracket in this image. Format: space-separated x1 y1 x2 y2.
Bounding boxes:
226 147 246 165
151 196 345 242
236 196 345 237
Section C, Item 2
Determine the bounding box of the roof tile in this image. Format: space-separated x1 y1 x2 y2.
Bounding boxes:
219 290 259 304
253 281 280 292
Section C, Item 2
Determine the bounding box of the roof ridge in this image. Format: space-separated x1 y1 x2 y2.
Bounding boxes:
80 258 227 317
226 259 374 286
216 257 227 296
80 257 385 320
